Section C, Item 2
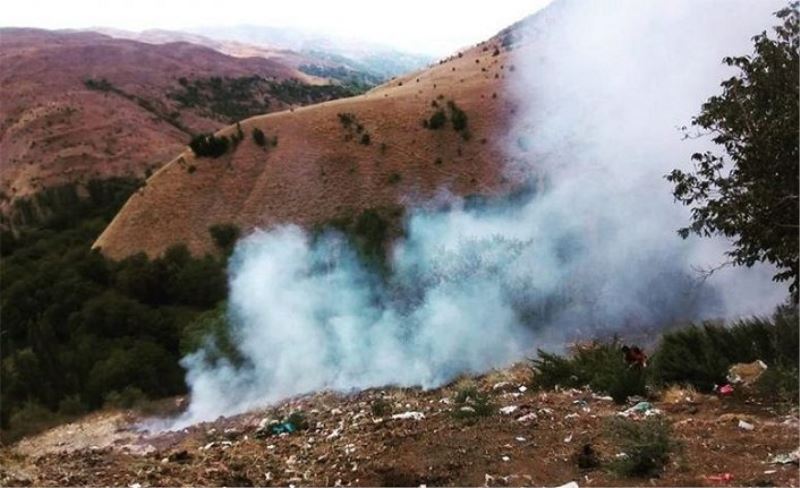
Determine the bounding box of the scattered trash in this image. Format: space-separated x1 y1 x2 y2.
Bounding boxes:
499 406 518 415
515 436 526 442
391 411 425 421
492 381 513 391
592 394 613 402
565 413 580 420
518 386 528 393
716 384 734 396
705 473 734 483
727 360 768 386
768 449 800 465
737 420 754 431
460 406 476 413
618 401 661 418
563 433 573 443
555 481 579 488
763 470 777 475
516 413 537 423
501 455 510 462
270 422 296 435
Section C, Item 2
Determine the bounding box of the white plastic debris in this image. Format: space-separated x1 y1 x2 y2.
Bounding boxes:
515 436 526 442
738 420 755 431
502 455 510 462
563 433 573 443
499 406 518 415
564 413 580 420
516 413 538 423
460 406 476 413
493 381 512 390
518 385 528 393
556 482 579 488
391 411 425 421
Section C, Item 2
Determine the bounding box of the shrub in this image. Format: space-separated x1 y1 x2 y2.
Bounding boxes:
755 365 799 402
252 127 267 147
427 110 447 129
388 172 402 185
447 101 468 132
531 340 646 404
371 398 391 417
189 133 229 158
360 133 371 145
209 223 240 252
58 395 87 416
103 386 146 409
451 384 494 423
337 112 355 128
287 411 309 430
650 306 798 392
605 417 676 477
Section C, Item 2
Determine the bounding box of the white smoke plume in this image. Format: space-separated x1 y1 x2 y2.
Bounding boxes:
171 0 788 427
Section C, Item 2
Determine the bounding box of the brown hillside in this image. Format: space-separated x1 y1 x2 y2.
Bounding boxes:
94 32 535 259
0 28 346 211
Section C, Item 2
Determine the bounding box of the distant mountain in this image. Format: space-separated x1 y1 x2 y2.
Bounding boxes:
189 25 434 81
0 28 364 222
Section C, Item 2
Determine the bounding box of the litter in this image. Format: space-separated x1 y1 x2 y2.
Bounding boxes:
737 420 754 431
460 406 476 413
518 385 528 393
564 433 573 443
270 422 296 435
705 473 734 483
516 413 538 423
499 406 518 415
501 455 510 462
763 470 777 475
555 482 579 488
565 413 580 420
768 449 800 465
727 360 767 386
716 384 734 396
391 411 425 421
618 401 661 418
515 436 526 442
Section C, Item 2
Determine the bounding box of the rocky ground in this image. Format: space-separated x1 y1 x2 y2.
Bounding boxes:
2 364 798 487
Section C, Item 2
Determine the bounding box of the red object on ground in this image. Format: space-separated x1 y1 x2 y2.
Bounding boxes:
718 384 734 396
705 473 734 483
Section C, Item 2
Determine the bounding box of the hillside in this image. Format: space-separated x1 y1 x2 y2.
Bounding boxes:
0 28 364 219
93 28 533 259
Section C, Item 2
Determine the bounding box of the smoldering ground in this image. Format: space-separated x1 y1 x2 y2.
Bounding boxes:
167 0 788 428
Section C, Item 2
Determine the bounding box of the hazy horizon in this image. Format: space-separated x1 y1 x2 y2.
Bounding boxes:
1 0 552 56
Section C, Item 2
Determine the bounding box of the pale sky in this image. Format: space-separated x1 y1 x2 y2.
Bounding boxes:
1 0 553 56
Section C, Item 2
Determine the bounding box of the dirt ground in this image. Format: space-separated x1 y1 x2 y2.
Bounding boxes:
1 364 798 487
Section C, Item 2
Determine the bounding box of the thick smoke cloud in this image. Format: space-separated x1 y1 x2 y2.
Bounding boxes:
171 0 787 427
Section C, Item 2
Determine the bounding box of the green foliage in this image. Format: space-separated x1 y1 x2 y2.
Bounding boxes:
447 100 468 132
531 340 646 404
371 398 391 417
360 133 371 145
103 386 147 410
605 417 676 477
252 127 267 147
0 178 229 433
209 223 241 253
337 112 356 128
388 172 402 185
169 76 356 122
286 411 309 430
451 384 494 423
427 110 447 129
666 4 799 299
651 306 799 391
189 133 229 158
180 303 243 366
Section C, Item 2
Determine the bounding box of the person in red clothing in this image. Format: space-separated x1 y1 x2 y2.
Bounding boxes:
621 345 648 368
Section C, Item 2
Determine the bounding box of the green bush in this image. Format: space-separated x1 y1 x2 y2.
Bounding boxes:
103 386 147 409
427 110 447 130
209 223 241 252
58 394 87 416
371 398 391 417
451 384 494 422
360 133 371 145
531 340 646 404
189 133 229 158
447 101 468 132
605 417 676 477
650 306 798 392
252 127 267 147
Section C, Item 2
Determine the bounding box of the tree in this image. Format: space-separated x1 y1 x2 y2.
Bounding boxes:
667 3 799 300
252 127 267 147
